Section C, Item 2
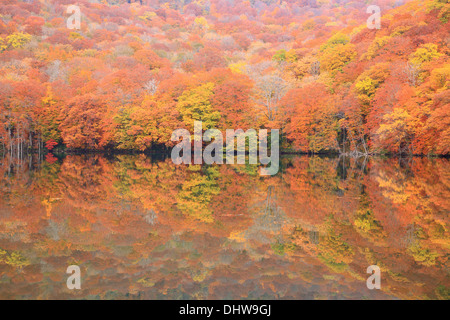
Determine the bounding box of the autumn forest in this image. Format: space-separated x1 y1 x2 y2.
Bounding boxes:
0 0 449 301
0 0 448 155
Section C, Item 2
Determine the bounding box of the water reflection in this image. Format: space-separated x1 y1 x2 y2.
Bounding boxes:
0 154 448 299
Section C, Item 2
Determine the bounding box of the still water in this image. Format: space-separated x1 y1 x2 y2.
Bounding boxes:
0 154 448 299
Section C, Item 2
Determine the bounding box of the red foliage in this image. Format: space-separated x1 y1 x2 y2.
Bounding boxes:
45 139 58 151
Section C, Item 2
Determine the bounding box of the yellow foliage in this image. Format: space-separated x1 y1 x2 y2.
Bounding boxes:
429 0 450 23
408 243 439 266
410 43 442 66
286 49 298 63
138 11 157 21
355 63 390 107
177 82 220 130
318 228 354 272
69 32 83 40
192 270 210 282
0 248 6 263
302 19 315 30
430 63 450 90
437 3 450 23
229 61 246 74
176 169 220 223
390 26 412 37
320 43 357 76
350 25 365 38
137 277 155 287
377 108 414 153
364 36 391 60
5 32 32 49
194 16 209 29
325 21 339 27
320 32 350 52
4 251 30 268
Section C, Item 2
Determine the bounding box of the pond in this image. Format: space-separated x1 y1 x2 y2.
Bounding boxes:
0 154 448 299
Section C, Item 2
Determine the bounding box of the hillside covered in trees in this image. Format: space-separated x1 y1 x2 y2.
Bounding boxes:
0 0 449 155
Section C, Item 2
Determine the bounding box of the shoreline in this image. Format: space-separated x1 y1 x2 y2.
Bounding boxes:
24 148 450 159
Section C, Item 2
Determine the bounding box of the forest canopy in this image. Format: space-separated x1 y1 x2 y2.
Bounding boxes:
0 0 449 155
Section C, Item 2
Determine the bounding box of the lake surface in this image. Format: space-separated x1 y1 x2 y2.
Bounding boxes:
0 154 448 300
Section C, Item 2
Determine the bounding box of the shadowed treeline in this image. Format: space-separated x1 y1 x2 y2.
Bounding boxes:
0 155 448 299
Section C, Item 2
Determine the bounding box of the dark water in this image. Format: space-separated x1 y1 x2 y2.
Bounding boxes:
0 154 448 300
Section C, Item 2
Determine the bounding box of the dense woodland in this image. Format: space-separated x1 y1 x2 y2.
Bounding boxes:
0 0 449 156
0 0 449 300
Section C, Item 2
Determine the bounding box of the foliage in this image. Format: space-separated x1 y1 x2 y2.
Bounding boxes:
320 43 357 76
320 33 350 52
317 226 354 272
177 82 220 130
1 250 30 268
176 166 221 223
5 32 32 49
377 108 415 154
410 44 442 66
0 0 447 157
407 243 439 266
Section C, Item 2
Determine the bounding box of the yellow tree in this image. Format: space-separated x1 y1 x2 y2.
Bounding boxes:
320 43 357 77
177 82 221 130
376 108 415 154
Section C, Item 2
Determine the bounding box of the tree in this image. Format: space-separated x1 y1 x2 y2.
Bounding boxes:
376 108 415 154
284 83 338 153
423 103 450 155
59 95 108 149
320 33 350 52
45 139 58 151
403 62 421 87
212 75 253 129
177 83 220 130
5 32 32 49
292 55 320 80
193 47 227 72
410 43 442 66
36 86 62 144
113 96 180 151
254 75 288 123
176 167 220 223
320 43 357 77
430 64 450 90
354 63 390 121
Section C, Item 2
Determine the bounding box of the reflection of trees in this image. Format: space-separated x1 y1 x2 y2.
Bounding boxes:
308 230 320 245
317 227 354 273
0 155 448 299
256 186 287 235
353 190 386 243
407 243 439 267
373 158 449 241
231 186 289 249
176 166 220 223
110 155 188 221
